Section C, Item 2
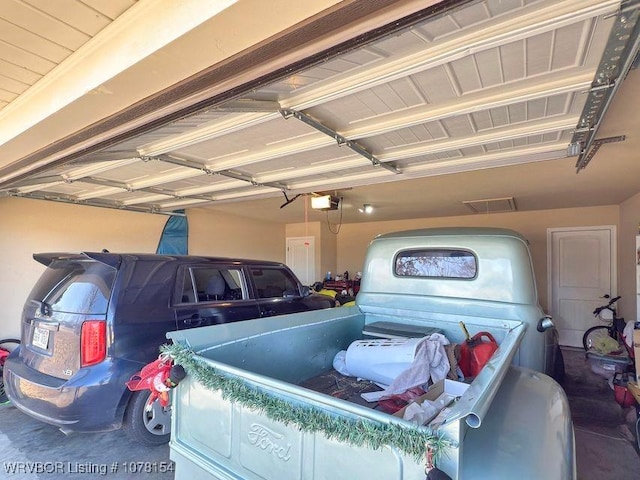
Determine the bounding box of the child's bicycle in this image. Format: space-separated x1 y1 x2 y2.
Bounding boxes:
582 295 632 357
0 338 20 404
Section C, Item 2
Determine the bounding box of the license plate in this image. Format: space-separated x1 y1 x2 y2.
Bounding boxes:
32 327 50 350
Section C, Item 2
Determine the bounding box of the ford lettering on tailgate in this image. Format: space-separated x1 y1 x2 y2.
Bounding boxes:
247 424 292 461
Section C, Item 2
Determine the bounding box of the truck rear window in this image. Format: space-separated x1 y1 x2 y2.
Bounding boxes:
395 249 477 279
30 260 116 314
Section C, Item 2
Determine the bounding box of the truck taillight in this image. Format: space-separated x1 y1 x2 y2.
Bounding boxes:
81 321 106 367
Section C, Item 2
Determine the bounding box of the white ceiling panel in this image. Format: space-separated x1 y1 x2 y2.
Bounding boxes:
485 0 527 17
441 115 476 136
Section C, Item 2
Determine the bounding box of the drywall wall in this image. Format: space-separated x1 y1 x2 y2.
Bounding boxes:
0 197 166 338
189 207 284 261
320 221 338 281
336 205 620 312
619 192 640 322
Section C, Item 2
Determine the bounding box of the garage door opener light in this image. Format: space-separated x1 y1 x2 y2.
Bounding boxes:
311 195 339 211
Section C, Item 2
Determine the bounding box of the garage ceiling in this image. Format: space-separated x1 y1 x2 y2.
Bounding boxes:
0 0 639 224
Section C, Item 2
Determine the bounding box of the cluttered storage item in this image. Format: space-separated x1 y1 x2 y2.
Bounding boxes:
458 322 499 378
613 372 636 407
334 333 453 407
344 337 424 386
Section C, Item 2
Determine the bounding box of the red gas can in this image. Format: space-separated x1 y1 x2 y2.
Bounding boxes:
458 323 499 378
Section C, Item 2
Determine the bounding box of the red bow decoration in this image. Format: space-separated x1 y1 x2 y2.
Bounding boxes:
126 355 185 407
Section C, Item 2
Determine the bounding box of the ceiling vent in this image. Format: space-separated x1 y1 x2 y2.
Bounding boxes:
463 197 516 214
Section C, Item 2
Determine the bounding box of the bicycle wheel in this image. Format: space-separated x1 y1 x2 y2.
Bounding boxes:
0 338 20 348
582 326 616 351
0 371 7 404
0 338 20 404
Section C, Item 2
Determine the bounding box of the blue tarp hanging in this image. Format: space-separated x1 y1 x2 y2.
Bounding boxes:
156 210 188 255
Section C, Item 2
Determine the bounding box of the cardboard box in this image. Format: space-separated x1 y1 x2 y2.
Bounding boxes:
634 329 640 383
394 379 469 426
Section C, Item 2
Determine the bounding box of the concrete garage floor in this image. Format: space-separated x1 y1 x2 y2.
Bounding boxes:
561 346 640 479
0 348 638 479
0 404 173 479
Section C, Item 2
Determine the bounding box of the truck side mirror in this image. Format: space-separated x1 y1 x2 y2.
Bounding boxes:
537 315 555 332
300 285 310 297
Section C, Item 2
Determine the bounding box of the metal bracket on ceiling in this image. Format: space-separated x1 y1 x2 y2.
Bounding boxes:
279 108 401 175
573 135 626 170
572 0 640 172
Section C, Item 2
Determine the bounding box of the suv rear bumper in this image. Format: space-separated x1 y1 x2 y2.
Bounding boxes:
3 352 131 433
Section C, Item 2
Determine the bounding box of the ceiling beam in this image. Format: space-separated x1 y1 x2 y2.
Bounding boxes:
254 156 368 183
69 157 211 200
151 185 280 209
342 69 594 139
8 191 186 216
137 112 278 156
75 176 216 203
2 157 139 191
279 0 618 110
378 114 579 162
284 142 570 193
205 132 334 171
403 142 569 176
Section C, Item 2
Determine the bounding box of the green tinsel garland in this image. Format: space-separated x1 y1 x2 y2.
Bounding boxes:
162 342 453 462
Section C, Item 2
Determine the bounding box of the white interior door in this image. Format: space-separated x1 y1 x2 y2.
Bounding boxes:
548 226 616 347
286 236 315 286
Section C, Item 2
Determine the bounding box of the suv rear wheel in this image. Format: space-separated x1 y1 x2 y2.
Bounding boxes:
123 390 171 445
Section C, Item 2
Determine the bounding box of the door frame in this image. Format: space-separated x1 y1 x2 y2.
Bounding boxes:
546 225 617 321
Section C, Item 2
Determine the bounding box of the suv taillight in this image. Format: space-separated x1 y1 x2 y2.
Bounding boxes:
80 321 106 367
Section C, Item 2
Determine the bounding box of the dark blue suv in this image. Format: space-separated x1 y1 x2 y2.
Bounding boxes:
4 252 334 445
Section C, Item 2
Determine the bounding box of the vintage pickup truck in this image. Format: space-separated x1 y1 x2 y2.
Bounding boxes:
165 227 574 479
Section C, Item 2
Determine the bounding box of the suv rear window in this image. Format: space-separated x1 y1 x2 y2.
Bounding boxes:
30 260 116 314
395 249 477 279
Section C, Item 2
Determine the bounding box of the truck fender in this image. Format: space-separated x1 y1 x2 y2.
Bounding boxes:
460 366 575 480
